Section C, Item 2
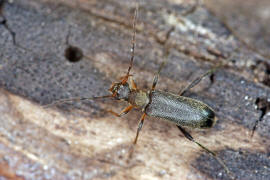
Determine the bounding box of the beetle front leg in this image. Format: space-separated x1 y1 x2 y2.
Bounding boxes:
107 105 133 117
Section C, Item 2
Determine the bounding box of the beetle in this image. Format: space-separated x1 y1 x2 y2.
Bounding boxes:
105 5 233 177
108 62 217 145
46 1 234 179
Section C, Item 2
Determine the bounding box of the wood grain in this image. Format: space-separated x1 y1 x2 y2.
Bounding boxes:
0 0 269 179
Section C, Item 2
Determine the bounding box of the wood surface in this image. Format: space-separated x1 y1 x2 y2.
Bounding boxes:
0 0 269 179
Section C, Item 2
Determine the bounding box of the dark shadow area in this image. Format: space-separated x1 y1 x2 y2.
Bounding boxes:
194 148 270 180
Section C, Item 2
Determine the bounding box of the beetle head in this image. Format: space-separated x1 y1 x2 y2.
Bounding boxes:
109 82 131 100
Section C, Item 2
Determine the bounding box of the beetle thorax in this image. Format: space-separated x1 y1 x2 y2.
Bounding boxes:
128 90 150 110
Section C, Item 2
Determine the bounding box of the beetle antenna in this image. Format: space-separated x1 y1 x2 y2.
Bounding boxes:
177 126 235 179
122 1 139 84
43 95 113 108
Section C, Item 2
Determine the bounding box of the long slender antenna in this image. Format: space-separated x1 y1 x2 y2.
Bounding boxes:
43 95 113 108
122 1 139 84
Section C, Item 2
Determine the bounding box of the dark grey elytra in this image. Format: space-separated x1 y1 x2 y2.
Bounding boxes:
47 1 234 179
145 90 215 128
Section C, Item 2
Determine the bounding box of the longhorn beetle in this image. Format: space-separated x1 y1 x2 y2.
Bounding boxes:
46 0 234 179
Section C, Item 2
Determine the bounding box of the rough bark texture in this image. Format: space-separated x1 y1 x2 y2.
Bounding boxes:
0 0 269 179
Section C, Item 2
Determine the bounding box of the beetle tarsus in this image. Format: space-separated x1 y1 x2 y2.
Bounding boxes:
107 105 133 117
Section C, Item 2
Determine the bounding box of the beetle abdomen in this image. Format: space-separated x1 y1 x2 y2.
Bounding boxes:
145 90 215 128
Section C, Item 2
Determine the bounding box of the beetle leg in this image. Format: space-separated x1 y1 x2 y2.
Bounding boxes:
151 60 167 91
107 105 133 117
177 126 216 155
177 126 234 179
251 111 264 137
130 76 137 90
151 46 171 91
0 13 16 46
178 67 218 96
128 113 147 159
133 113 146 144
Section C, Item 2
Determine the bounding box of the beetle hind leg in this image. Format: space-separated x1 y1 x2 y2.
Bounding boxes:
177 125 235 179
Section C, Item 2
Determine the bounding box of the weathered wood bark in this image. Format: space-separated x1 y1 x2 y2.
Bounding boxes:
0 0 269 179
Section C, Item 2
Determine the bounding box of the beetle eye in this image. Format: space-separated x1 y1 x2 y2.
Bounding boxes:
114 86 119 92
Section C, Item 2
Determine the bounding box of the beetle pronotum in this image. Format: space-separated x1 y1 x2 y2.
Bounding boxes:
46 0 234 179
